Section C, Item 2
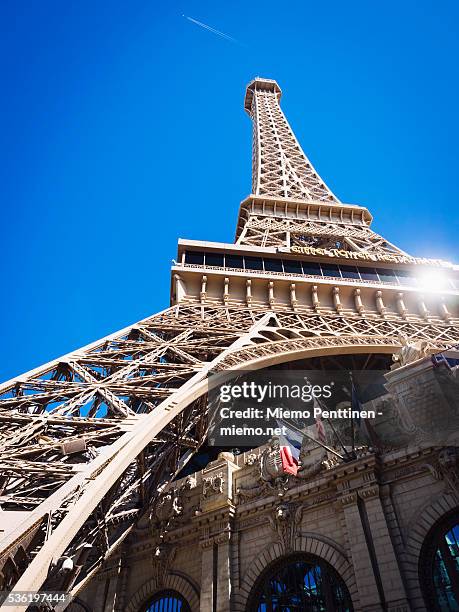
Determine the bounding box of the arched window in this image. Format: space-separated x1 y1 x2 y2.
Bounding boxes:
64 599 92 612
141 589 191 612
420 510 459 611
247 553 353 611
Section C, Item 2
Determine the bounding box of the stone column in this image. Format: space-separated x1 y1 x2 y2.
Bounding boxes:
93 577 109 612
92 562 122 612
340 491 384 612
216 534 232 612
199 542 215 612
360 485 410 612
199 528 233 612
197 452 238 612
103 574 120 612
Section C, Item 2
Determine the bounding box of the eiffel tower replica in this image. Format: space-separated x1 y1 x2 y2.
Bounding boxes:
0 77 458 607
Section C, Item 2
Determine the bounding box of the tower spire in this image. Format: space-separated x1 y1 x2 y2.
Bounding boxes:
244 77 340 203
0 76 457 605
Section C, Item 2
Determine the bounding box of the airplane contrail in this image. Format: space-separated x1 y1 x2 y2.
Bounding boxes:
183 15 242 45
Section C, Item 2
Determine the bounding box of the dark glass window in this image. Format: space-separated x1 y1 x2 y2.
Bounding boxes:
359 267 380 282
302 262 322 276
395 268 417 286
340 265 360 280
184 251 204 265
264 258 284 272
283 259 303 274
205 253 224 267
225 254 244 269
321 263 341 278
245 256 264 271
248 553 353 612
376 267 397 283
142 590 191 612
420 512 459 611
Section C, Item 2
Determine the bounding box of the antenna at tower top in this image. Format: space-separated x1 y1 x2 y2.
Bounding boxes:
244 77 282 115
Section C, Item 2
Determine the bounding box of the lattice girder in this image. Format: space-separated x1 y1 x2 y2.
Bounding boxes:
1 77 458 610
245 79 339 203
238 215 406 256
0 302 458 605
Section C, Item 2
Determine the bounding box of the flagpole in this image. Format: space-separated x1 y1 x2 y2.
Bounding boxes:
349 372 356 454
323 414 352 460
278 418 344 460
304 376 352 460
349 373 381 452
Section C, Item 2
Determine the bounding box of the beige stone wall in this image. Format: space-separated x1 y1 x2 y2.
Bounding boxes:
77 359 459 612
78 449 457 611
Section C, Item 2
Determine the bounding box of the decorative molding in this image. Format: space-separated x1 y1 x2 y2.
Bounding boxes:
124 573 200 612
202 472 224 497
0 74 458 598
235 536 357 612
421 447 459 501
268 502 303 553
151 544 176 588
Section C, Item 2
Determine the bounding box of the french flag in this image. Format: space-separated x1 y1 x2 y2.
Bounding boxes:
277 421 301 476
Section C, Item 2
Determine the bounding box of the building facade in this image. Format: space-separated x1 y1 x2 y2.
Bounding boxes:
84 355 459 612
0 79 458 612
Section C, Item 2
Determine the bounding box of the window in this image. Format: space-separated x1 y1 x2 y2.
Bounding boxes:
359 267 380 282
184 251 204 265
264 258 283 273
419 510 459 611
247 553 353 612
245 256 264 271
225 254 244 269
375 268 397 284
302 262 322 276
340 265 360 280
183 252 443 293
142 590 191 612
321 263 341 278
205 253 224 267
283 259 303 275
395 268 417 286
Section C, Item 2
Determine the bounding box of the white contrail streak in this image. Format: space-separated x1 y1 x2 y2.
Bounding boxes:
183 15 241 45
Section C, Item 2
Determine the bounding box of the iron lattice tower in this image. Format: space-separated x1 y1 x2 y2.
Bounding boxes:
0 77 458 609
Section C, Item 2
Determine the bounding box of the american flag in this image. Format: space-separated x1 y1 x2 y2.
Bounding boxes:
304 377 328 447
315 413 327 445
351 378 380 449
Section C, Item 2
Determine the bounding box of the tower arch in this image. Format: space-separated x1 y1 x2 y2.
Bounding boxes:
0 74 457 607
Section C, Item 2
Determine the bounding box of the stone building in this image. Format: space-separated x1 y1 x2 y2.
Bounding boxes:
77 352 459 612
72 80 459 612
1 78 458 612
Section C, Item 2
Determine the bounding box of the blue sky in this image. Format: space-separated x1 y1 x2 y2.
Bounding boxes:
1 0 458 381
